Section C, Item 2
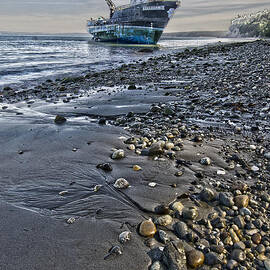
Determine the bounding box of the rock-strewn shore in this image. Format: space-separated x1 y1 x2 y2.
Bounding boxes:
0 40 270 270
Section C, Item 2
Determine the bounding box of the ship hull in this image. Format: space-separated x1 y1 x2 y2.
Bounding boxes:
89 25 163 44
87 0 180 45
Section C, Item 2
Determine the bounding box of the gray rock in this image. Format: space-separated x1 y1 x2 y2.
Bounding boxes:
205 252 222 266
182 206 198 220
200 188 216 202
158 230 170 244
234 241 246 250
231 249 246 262
227 259 238 270
219 192 234 207
163 240 187 270
174 221 188 239
264 259 270 270
234 215 245 229
200 157 211 165
54 115 67 124
149 142 164 156
239 207 251 216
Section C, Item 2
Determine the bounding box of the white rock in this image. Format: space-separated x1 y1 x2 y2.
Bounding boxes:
148 182 157 187
111 149 125 159
217 169 226 175
119 231 131 243
114 178 130 189
251 165 259 172
66 217 76 224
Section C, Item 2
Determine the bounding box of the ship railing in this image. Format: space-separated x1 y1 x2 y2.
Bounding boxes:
116 0 181 11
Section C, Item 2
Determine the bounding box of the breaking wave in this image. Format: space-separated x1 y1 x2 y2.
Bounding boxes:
229 9 270 38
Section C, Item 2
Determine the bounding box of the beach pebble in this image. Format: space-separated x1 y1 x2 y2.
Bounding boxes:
264 259 270 270
148 142 164 156
148 182 157 188
150 261 166 270
234 195 249 208
251 165 259 172
113 178 129 189
239 207 251 216
118 231 131 243
96 163 113 171
182 206 198 220
139 219 157 237
155 215 173 226
231 249 246 262
205 252 222 265
174 221 188 239
54 115 66 124
217 169 226 175
200 188 216 202
104 245 122 260
227 259 238 269
93 185 103 192
111 149 125 159
200 157 211 165
170 201 184 213
158 230 170 244
128 144 135 150
133 165 142 171
66 217 76 224
252 233 262 244
219 192 234 207
187 250 205 268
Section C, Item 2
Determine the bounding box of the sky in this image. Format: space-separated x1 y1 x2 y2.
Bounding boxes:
0 0 269 33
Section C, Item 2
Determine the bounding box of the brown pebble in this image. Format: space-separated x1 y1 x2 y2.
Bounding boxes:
234 195 249 208
187 250 205 268
139 219 157 237
252 233 262 244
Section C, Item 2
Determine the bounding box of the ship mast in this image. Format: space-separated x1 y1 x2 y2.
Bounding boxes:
104 0 116 18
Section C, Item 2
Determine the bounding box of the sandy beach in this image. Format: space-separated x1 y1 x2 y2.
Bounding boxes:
0 39 270 270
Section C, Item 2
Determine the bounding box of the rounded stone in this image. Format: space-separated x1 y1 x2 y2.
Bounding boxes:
231 249 246 262
139 219 157 237
182 206 198 220
111 149 125 159
227 259 238 270
264 259 270 270
200 157 211 165
256 244 266 254
200 188 216 202
113 178 129 189
219 192 234 207
54 115 66 124
119 231 131 243
133 165 142 171
187 250 205 268
252 233 262 244
155 215 173 226
170 201 184 213
174 221 188 239
234 195 249 208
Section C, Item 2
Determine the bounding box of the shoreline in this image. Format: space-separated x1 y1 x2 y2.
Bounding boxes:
0 39 270 269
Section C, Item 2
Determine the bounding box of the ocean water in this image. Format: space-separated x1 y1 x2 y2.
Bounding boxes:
0 34 255 89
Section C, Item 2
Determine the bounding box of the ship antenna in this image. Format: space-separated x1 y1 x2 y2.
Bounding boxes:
105 0 116 18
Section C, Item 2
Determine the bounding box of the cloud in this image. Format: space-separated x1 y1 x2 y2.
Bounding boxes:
0 0 269 33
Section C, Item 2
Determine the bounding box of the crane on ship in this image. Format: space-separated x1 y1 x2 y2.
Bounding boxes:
105 0 116 18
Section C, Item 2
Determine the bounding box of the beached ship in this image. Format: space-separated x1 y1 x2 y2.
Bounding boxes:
87 0 180 45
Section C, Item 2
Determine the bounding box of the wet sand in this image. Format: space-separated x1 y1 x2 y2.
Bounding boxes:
0 39 270 269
